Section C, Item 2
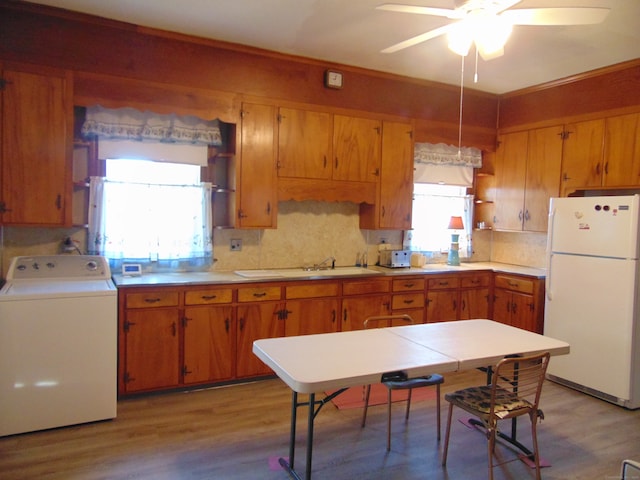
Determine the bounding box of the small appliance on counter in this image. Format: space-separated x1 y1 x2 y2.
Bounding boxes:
379 249 411 268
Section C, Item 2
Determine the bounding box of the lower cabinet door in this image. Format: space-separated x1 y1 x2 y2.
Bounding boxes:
236 302 285 378
124 308 180 393
183 306 235 384
285 298 339 336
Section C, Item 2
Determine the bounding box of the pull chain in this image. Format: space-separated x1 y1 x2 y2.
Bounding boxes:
458 54 465 159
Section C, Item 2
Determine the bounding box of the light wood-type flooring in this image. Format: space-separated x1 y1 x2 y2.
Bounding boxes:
1 369 639 480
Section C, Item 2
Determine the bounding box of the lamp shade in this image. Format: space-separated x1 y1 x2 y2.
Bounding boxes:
448 216 464 230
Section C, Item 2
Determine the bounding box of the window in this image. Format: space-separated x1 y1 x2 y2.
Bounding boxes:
408 183 473 259
88 159 213 271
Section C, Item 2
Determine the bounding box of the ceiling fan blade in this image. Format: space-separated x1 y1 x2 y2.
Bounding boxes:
375 3 461 19
487 0 522 15
381 24 455 54
502 7 610 26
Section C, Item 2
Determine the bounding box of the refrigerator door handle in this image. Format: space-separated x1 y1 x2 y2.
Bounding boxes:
546 207 556 301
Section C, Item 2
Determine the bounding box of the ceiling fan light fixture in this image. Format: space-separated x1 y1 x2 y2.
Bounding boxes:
474 15 513 56
447 23 473 56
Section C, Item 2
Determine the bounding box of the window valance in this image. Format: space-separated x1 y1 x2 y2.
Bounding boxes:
81 105 222 146
415 142 482 168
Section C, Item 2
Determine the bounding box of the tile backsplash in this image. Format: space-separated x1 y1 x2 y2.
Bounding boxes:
0 201 547 279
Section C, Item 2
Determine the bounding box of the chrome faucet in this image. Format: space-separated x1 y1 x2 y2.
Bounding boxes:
314 256 336 270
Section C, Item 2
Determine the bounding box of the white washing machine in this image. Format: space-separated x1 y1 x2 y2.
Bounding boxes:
0 255 117 437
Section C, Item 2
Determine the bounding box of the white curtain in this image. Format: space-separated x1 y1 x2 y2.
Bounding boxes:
88 177 213 269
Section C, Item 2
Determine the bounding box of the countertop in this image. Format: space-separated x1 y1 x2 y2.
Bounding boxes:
112 262 545 287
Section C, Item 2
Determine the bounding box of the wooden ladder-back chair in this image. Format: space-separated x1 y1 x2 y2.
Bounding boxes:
442 351 551 480
361 314 444 451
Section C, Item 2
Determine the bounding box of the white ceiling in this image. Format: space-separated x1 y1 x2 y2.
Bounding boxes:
26 0 640 94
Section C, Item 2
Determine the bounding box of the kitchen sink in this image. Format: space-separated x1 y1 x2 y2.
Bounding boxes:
235 267 381 279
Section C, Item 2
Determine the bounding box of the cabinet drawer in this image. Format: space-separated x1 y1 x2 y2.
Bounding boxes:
342 278 391 296
126 291 179 308
427 276 460 290
494 274 534 294
460 273 490 288
286 282 339 299
185 288 233 305
237 285 281 302
392 277 425 292
392 293 424 310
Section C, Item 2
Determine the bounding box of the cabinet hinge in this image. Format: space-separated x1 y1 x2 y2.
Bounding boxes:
559 130 572 140
123 320 136 332
0 78 12 90
123 372 134 384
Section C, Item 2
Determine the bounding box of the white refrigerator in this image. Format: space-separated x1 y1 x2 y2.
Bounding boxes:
545 195 640 409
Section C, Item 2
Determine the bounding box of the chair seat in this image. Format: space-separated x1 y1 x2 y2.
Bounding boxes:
384 373 444 390
445 385 532 418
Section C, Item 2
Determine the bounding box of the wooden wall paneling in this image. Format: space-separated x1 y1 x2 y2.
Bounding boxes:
0 1 499 150
499 59 640 130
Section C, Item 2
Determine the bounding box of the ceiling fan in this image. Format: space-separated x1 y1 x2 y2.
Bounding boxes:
377 0 610 60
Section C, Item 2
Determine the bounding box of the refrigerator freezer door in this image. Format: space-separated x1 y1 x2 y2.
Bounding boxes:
548 195 640 259
544 253 637 403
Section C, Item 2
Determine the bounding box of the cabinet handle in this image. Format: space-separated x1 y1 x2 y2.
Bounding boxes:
518 210 523 221
438 281 449 286
266 202 271 214
225 318 230 332
323 155 327 169
596 163 601 175
404 282 415 288
239 318 245 331
331 310 336 323
343 309 347 322
403 299 414 305
335 156 339 169
55 194 62 210
604 162 609 175
452 299 457 311
461 299 466 311
201 294 217 300
144 298 161 303
253 292 267 298
512 302 517 314
524 210 530 221
508 281 519 287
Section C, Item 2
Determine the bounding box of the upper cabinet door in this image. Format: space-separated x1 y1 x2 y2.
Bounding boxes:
524 124 563 232
604 113 640 187
494 131 528 231
1 63 72 226
560 119 605 197
332 115 381 183
238 103 278 228
277 107 332 180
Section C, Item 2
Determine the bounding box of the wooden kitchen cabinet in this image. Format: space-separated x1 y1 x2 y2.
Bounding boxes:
237 102 277 228
284 281 340 336
492 273 544 333
332 114 381 183
236 284 284 378
182 287 235 384
603 113 640 187
390 276 425 323
494 126 563 232
277 107 332 179
120 290 181 394
0 62 73 226
341 277 391 331
360 120 414 230
426 271 491 322
560 119 605 197
425 275 461 323
459 272 491 320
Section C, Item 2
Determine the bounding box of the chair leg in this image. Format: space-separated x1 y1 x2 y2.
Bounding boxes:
441 402 454 466
487 425 496 480
436 384 441 441
361 384 372 428
530 413 542 480
405 388 412 421
387 388 392 451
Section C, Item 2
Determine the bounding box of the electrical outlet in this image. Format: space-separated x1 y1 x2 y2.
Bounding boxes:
230 239 242 251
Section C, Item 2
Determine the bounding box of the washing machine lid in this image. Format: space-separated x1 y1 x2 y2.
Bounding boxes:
0 279 116 300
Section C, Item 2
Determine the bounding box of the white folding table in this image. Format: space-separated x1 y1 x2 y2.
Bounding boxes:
253 319 570 480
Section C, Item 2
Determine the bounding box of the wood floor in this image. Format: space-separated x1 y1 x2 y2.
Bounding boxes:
2 369 639 480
